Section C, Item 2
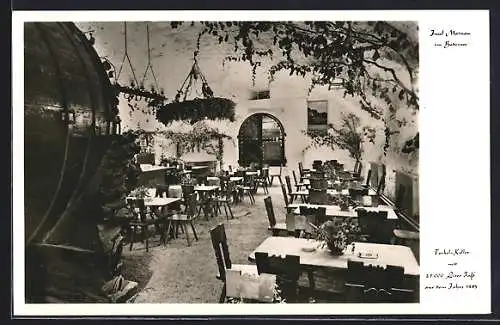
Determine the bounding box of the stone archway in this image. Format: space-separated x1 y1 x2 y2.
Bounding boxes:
237 113 286 167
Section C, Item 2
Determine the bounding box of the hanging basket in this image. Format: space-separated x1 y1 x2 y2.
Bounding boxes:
156 97 236 125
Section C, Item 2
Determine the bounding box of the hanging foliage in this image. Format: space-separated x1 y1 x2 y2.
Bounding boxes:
156 121 234 168
156 97 236 125
156 35 236 125
303 113 376 162
169 21 418 154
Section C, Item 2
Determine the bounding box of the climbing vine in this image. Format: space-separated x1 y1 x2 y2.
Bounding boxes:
170 21 419 154
303 113 376 162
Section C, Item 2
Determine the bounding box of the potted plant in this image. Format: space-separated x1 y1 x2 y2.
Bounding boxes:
129 186 151 200
310 219 360 256
303 113 376 170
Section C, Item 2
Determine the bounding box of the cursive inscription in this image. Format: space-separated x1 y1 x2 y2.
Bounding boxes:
434 248 470 256
430 28 471 48
424 248 478 292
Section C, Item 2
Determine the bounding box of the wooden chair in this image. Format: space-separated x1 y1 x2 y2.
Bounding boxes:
308 189 328 205
255 253 302 303
238 174 255 204
155 184 169 198
376 172 385 195
210 223 258 303
255 167 270 194
292 170 308 191
345 261 414 303
312 160 323 171
299 162 310 183
281 183 300 213
365 169 372 188
395 184 406 213
299 205 327 228
264 196 288 236
127 198 159 252
285 175 305 203
268 164 283 186
165 193 199 246
356 209 392 244
214 180 235 220
309 177 327 190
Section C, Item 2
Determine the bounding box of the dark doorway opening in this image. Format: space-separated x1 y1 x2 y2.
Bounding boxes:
237 113 286 167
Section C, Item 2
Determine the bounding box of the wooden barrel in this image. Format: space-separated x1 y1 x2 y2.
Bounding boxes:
24 22 113 245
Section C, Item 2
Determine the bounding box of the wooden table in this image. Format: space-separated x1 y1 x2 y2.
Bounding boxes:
296 188 377 196
293 204 398 220
194 185 219 219
248 237 419 278
143 197 181 207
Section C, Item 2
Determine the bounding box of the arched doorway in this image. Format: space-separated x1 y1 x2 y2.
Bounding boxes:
238 113 286 167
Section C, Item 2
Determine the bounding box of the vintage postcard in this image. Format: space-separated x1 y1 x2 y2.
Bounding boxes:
12 10 490 316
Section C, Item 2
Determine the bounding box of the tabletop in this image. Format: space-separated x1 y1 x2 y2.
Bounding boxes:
248 237 419 276
230 176 244 182
125 196 181 207
293 204 398 220
140 164 169 172
144 197 181 206
191 166 208 170
194 185 219 191
296 188 377 196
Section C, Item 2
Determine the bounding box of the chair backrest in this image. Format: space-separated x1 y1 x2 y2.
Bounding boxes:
376 175 385 195
356 209 391 243
365 169 372 187
312 160 323 170
347 260 404 288
353 161 360 174
308 189 328 205
395 184 406 209
284 175 293 194
209 223 232 281
181 184 195 198
244 173 255 187
298 162 305 176
309 178 328 190
292 170 299 185
128 198 146 212
184 193 197 217
280 183 290 207
255 253 301 302
299 205 326 226
357 162 363 176
264 196 276 228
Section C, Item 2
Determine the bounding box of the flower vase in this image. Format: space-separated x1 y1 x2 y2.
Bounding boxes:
326 241 344 256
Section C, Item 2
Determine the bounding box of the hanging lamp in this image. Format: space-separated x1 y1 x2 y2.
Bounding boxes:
156 36 235 125
101 22 167 107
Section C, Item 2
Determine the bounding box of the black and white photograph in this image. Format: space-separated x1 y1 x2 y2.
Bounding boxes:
13 10 491 316
22 19 420 305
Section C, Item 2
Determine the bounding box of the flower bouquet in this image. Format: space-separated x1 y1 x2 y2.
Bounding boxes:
310 219 361 256
129 186 151 199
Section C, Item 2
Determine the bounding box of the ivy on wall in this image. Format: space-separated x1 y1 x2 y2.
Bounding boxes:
169 21 419 155
303 112 376 162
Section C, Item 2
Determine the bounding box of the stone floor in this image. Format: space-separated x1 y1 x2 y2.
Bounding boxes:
123 183 284 303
